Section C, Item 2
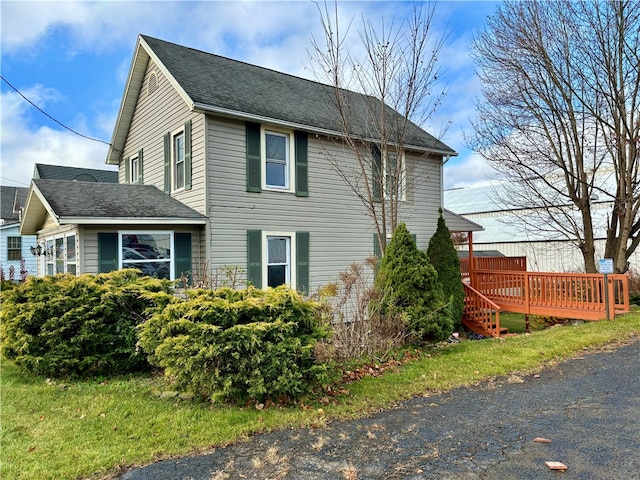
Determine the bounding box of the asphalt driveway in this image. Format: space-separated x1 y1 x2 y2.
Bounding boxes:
120 339 640 479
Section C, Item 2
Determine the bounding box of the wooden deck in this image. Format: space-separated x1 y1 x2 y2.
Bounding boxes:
460 257 631 338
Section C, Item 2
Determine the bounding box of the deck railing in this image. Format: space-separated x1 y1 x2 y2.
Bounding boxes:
460 256 527 280
471 270 630 320
462 282 503 337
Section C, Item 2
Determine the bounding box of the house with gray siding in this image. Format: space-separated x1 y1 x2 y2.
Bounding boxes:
20 35 479 292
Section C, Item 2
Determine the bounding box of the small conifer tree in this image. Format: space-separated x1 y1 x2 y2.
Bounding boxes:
375 223 453 342
427 209 465 330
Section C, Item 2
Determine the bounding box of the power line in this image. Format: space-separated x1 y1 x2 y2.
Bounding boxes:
0 176 31 187
1 75 112 147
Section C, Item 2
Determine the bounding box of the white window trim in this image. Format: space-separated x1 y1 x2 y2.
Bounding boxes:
65 233 77 274
42 233 78 276
171 127 185 192
130 154 139 184
262 231 296 289
383 150 406 201
118 230 175 280
6 236 22 261
261 125 295 193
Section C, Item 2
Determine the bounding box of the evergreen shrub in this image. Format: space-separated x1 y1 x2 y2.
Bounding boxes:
375 223 453 342
138 285 328 403
427 209 466 330
0 270 172 377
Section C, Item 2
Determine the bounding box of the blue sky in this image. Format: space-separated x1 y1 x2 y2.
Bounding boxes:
1 0 500 190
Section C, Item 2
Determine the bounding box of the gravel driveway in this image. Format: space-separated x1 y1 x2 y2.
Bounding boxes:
120 339 640 480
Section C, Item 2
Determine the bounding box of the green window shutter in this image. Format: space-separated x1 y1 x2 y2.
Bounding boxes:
138 149 144 184
163 133 171 194
372 145 382 202
246 230 262 288
174 232 192 286
296 231 310 293
246 122 262 192
373 233 382 258
184 120 192 190
412 234 417 246
98 233 118 273
124 157 130 184
295 131 308 197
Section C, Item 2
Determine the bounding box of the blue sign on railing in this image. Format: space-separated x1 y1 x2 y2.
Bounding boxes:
598 258 614 274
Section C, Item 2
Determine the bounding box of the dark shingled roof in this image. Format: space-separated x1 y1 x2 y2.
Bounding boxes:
34 164 118 183
1 186 28 223
32 179 205 220
141 35 455 154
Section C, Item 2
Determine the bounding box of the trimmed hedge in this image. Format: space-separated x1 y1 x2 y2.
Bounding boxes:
138 286 328 403
0 270 172 377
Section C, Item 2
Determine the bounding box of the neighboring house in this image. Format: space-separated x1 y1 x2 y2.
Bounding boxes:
33 163 118 183
1 186 36 279
444 182 637 273
21 34 479 291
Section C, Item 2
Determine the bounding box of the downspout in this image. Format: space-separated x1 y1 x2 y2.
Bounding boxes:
203 116 212 284
440 155 450 208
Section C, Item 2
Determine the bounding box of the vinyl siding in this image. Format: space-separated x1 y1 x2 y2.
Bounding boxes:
0 225 37 277
206 117 444 292
119 59 206 215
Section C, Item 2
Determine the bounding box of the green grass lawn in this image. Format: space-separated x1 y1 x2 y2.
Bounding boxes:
3 312 640 480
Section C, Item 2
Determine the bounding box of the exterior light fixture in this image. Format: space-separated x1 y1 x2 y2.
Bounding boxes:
30 244 44 256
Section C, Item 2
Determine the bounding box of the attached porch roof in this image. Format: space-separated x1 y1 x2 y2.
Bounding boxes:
20 179 207 234
442 208 484 233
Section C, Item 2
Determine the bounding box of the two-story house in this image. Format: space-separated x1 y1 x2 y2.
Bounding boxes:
20 35 479 292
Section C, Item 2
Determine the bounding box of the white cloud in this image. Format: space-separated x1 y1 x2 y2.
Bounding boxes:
0 88 113 187
1 1 490 190
443 150 502 190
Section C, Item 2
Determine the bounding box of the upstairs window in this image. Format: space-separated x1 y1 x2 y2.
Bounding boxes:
163 120 191 194
372 146 406 202
125 149 143 185
130 155 139 184
264 131 290 189
246 123 307 196
173 131 185 191
384 151 406 201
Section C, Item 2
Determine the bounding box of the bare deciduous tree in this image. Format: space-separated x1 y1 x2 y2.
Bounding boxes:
309 1 449 254
470 0 640 273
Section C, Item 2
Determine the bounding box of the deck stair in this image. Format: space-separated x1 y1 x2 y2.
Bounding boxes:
462 283 507 338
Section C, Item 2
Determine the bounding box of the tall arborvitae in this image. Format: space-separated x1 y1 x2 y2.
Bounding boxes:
427 209 465 330
375 222 453 342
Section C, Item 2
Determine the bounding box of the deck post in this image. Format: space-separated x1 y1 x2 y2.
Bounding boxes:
605 274 615 320
468 231 475 288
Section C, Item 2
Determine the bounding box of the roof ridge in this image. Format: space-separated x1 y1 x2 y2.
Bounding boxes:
140 34 335 91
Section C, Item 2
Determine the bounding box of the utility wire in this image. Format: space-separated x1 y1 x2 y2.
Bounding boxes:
1 75 112 147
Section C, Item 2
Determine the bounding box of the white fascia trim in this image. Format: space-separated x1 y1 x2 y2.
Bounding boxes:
107 36 196 165
192 102 457 157
33 187 60 224
57 217 208 225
